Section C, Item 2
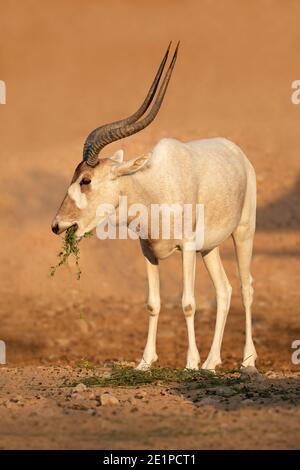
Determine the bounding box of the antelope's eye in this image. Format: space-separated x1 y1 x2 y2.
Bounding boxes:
80 177 91 186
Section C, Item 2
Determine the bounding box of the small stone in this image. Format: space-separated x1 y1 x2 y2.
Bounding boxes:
135 391 147 399
242 399 254 405
73 393 85 401
100 393 119 406
73 383 87 393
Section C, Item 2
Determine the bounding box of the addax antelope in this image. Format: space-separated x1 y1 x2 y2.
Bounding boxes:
52 43 257 372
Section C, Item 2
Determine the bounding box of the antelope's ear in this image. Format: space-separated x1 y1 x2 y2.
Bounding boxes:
110 149 124 163
110 154 150 179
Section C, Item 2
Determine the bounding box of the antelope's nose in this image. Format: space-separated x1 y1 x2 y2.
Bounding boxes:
51 222 60 234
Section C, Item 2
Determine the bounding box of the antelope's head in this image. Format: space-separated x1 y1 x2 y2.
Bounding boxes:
51 43 178 238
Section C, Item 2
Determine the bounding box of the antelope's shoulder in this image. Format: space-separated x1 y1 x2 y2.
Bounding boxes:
187 137 242 154
152 136 244 158
150 138 190 166
153 137 187 153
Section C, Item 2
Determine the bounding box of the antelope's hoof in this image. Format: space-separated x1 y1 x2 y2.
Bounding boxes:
185 360 200 370
135 354 158 371
201 356 221 373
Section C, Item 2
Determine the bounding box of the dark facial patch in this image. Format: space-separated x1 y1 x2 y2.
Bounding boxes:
71 161 94 184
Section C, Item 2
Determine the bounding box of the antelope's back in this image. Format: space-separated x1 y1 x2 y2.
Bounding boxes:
150 137 253 248
151 137 252 198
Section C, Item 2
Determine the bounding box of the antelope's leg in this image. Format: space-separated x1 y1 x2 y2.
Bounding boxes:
201 247 232 372
233 226 257 369
182 249 200 370
136 258 160 370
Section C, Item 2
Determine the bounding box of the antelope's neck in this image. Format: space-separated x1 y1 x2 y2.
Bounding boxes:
118 171 154 208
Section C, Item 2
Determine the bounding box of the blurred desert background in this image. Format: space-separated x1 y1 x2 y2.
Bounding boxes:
0 0 300 450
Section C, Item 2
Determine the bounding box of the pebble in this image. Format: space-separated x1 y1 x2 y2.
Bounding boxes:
100 393 120 406
73 383 87 393
135 391 147 399
73 393 85 401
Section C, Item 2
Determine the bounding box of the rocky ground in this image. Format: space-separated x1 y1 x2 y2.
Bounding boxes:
0 365 299 449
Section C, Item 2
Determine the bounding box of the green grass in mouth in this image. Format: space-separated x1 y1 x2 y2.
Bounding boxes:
50 226 92 280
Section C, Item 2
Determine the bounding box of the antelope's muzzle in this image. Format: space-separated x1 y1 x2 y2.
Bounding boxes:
51 221 78 235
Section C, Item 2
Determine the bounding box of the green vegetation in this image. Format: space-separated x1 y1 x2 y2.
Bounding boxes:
67 365 241 388
77 358 96 370
50 226 92 280
64 364 300 405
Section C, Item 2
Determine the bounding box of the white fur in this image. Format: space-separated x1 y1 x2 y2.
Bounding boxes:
68 182 88 209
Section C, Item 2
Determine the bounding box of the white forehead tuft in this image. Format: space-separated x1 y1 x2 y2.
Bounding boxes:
68 182 88 209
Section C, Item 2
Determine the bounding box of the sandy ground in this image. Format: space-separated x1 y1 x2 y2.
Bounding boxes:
0 0 300 449
0 366 300 450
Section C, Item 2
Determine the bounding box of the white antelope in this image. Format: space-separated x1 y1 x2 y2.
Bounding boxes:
52 44 257 372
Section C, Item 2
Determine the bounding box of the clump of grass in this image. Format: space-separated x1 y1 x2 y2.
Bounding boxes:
66 365 234 388
50 226 93 280
77 358 96 370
